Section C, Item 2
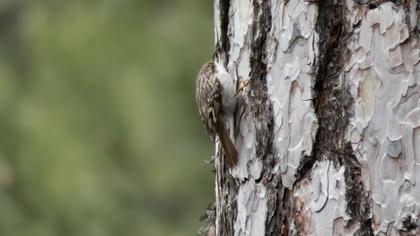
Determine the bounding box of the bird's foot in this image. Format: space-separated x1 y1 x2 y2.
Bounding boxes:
235 79 251 97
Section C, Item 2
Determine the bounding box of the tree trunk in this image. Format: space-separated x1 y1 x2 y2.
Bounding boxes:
206 0 420 235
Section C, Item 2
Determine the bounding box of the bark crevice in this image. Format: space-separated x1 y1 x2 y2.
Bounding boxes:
248 1 284 235
249 0 273 177
216 0 231 65
305 0 373 234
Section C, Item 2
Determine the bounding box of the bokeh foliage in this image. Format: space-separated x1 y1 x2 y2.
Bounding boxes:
0 0 214 235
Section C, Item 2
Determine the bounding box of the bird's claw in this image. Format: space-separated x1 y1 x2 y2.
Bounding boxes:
235 79 251 97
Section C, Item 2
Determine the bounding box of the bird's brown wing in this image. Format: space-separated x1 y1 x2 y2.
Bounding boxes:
217 123 238 168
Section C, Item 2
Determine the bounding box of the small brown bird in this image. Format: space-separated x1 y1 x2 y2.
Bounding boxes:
195 60 238 168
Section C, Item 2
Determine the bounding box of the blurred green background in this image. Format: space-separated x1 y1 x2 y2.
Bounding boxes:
0 0 215 235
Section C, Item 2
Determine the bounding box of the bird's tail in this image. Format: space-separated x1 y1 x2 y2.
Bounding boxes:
217 124 238 168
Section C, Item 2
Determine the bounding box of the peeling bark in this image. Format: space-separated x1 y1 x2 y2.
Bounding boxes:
204 0 420 235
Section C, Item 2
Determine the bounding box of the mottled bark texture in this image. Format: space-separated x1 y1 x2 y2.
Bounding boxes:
205 0 420 235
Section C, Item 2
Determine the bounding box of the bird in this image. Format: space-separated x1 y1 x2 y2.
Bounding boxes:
195 60 238 168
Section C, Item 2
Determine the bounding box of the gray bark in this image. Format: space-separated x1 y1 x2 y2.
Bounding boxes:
204 0 420 235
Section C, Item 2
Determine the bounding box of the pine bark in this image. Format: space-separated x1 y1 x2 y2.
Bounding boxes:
206 0 420 235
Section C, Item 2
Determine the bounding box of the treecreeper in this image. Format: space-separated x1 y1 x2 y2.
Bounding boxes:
195 59 238 168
